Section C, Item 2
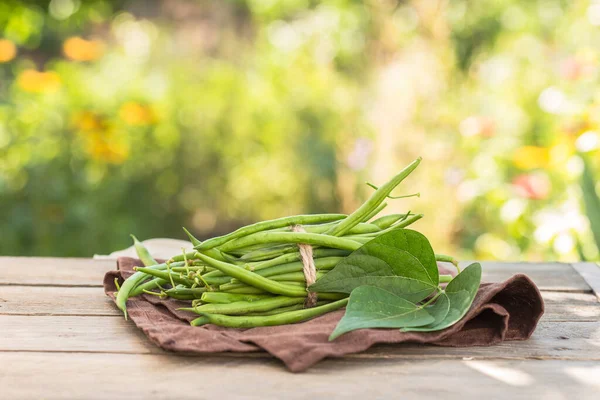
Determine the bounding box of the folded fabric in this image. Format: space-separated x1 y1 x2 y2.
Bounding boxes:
104 257 544 372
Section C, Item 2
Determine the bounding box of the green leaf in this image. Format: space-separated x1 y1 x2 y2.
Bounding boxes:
309 229 439 303
580 155 600 255
403 262 482 332
329 286 435 340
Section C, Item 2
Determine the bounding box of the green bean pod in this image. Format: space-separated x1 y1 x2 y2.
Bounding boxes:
371 213 409 229
219 232 362 253
130 235 158 267
191 298 349 328
360 202 388 223
180 296 306 316
200 292 273 304
130 277 168 297
326 157 421 236
194 213 347 251
135 266 196 287
196 253 310 297
115 261 186 319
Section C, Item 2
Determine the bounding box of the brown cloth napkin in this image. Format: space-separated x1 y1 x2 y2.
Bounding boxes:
104 257 544 372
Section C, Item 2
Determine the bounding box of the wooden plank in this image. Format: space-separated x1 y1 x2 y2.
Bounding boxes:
0 286 118 316
1 257 592 292
2 287 598 322
0 314 598 361
0 257 114 287
0 353 598 399
360 320 600 360
471 261 591 292
572 262 600 301
539 291 600 322
0 315 161 354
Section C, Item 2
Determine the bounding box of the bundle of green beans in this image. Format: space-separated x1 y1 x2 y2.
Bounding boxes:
115 157 457 329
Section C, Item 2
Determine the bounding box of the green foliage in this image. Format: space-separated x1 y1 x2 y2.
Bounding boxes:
329 286 434 340
404 263 482 332
580 155 600 258
1 0 600 260
325 229 482 340
309 229 439 302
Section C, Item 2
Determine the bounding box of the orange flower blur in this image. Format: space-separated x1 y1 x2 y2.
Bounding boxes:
85 131 129 164
63 37 105 62
72 111 108 132
17 70 61 93
0 39 16 63
119 102 156 126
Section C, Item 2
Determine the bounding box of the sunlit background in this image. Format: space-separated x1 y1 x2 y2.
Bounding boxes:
2 0 600 261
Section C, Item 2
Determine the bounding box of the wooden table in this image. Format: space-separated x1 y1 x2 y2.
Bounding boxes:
1 258 600 399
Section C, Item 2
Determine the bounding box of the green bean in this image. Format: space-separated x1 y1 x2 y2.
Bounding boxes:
182 227 201 246
245 301 331 316
130 235 158 267
359 214 424 238
268 222 381 235
180 296 306 316
371 213 409 229
230 225 379 258
194 214 347 251
200 292 273 304
219 232 362 253
238 244 296 261
166 287 208 298
170 265 207 273
435 254 460 273
219 280 305 292
165 287 207 299
249 249 349 272
169 248 227 263
222 286 268 294
205 249 348 280
341 236 373 244
201 274 234 286
135 266 196 287
130 277 167 297
195 253 309 297
326 157 421 237
115 261 185 319
190 316 210 327
375 213 424 235
360 202 387 223
168 251 199 263
248 256 342 278
191 298 349 328
262 271 326 282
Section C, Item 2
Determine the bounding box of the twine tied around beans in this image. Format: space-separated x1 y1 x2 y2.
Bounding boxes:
291 225 318 307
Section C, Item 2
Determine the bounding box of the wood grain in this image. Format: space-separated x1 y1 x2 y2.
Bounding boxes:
2 287 599 322
0 352 598 399
464 261 591 292
1 314 598 361
0 257 114 287
572 262 600 301
0 286 118 316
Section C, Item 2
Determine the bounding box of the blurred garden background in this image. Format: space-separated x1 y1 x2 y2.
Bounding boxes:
2 0 600 261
